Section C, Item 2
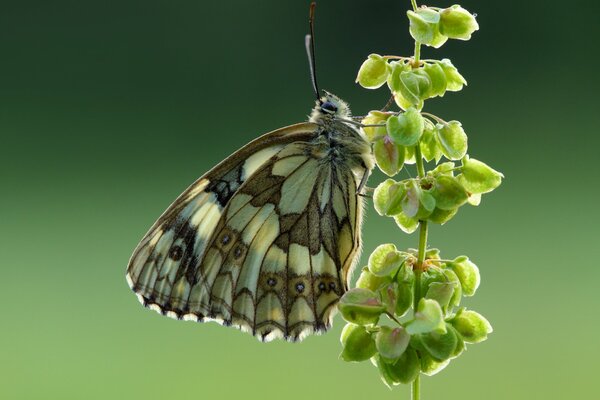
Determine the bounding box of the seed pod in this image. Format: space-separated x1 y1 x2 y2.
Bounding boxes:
340 324 377 362
356 54 390 89
338 288 386 325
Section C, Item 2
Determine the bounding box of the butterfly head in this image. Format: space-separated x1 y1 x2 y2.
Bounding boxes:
310 91 351 123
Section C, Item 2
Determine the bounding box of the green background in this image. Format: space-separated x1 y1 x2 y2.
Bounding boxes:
1 0 597 399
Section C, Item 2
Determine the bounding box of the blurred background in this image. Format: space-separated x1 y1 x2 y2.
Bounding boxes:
1 0 598 399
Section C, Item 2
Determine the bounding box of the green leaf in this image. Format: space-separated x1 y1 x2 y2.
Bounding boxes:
422 63 448 98
356 267 392 292
420 322 459 361
447 256 480 297
458 156 504 194
373 179 405 216
407 9 448 48
368 244 407 277
340 324 377 362
450 309 493 343
436 121 468 160
373 137 405 176
398 72 431 110
338 288 386 325
438 59 467 91
406 298 446 335
420 120 442 162
356 54 390 89
376 326 411 362
394 211 419 234
430 175 468 210
361 111 389 142
439 5 479 41
387 108 425 146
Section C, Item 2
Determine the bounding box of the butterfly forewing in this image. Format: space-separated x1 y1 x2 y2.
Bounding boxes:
127 116 371 342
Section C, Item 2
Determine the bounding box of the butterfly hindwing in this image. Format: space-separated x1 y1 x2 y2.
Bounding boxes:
127 119 370 342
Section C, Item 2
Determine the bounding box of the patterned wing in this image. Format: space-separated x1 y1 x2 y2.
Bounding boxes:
126 123 316 318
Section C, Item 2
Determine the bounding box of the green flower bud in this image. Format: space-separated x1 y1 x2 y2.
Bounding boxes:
338 288 386 325
457 155 504 194
447 256 480 297
387 61 411 92
398 71 431 110
437 59 467 91
430 175 468 210
406 298 446 335
373 179 405 216
436 121 468 160
394 211 419 234
373 137 406 176
387 108 425 146
376 326 411 362
340 324 377 362
356 267 392 292
439 5 479 41
361 111 389 142
427 207 459 224
407 9 448 48
420 322 459 361
422 63 448 98
449 309 493 343
420 120 442 162
402 180 436 219
368 244 407 277
356 54 390 89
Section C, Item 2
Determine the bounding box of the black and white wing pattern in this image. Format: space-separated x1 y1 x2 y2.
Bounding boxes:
126 122 369 342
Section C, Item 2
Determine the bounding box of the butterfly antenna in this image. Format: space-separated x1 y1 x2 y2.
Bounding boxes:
305 2 320 100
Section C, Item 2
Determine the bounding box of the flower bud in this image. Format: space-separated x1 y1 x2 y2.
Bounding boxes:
356 54 390 89
340 324 377 362
407 9 448 48
439 5 479 41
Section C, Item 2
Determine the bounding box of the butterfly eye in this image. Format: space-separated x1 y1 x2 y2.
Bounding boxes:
320 101 338 113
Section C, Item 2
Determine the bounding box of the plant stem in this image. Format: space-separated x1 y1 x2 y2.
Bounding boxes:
412 143 429 400
410 0 418 11
413 42 421 66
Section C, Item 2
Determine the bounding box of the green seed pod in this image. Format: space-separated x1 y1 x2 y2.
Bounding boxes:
379 282 399 314
447 256 480 297
420 120 442 162
356 267 392 292
420 322 459 361
436 121 468 160
420 347 451 376
394 91 422 112
427 207 458 224
394 211 419 234
401 180 436 219
387 108 425 146
404 145 416 165
390 347 421 384
373 179 406 216
467 192 482 206
439 5 479 41
338 288 386 325
430 175 468 210
407 9 448 48
398 71 431 109
356 54 390 89
361 111 390 142
457 155 504 194
437 59 467 91
340 324 377 362
449 309 493 344
406 298 446 335
387 60 411 93
448 324 466 358
426 248 441 260
432 161 456 176
426 281 456 311
376 326 411 362
423 63 448 98
443 268 462 311
373 137 406 176
368 244 407 277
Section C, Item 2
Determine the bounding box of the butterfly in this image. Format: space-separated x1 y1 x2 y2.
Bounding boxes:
126 3 374 342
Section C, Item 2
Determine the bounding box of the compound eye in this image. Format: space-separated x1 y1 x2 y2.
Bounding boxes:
321 101 338 113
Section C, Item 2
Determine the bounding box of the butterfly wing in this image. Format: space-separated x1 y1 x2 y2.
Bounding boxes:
127 123 367 342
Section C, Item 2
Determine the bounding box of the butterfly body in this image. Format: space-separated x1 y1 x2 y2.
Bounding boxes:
126 94 373 342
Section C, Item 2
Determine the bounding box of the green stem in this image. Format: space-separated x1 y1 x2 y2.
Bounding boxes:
412 144 429 400
410 0 418 11
413 42 421 66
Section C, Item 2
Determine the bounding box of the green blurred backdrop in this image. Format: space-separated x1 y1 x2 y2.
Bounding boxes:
1 0 598 399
